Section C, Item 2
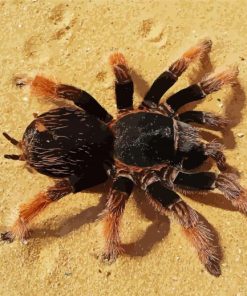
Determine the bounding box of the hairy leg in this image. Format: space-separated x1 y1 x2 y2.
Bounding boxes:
173 172 247 214
178 111 228 129
140 39 212 109
142 173 220 276
15 75 112 123
165 67 238 113
176 120 226 171
1 180 72 242
101 175 134 262
109 52 134 111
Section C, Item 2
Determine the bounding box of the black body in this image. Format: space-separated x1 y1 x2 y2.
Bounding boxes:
113 112 175 167
23 107 113 190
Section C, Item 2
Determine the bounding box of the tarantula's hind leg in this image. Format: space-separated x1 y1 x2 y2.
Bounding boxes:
109 52 134 112
179 111 229 130
215 174 247 214
173 172 247 214
144 178 221 276
15 75 112 123
165 67 238 113
141 39 212 109
1 180 72 243
100 175 134 262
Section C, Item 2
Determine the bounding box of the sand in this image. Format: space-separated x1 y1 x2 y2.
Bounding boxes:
0 0 247 295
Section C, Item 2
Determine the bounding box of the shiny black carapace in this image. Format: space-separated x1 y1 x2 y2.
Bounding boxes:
2 40 246 277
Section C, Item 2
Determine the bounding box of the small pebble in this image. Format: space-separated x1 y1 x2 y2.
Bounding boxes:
237 133 244 138
22 96 29 102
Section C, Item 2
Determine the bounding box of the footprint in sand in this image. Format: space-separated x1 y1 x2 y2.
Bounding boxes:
35 244 61 278
49 4 77 42
23 35 44 58
48 3 67 24
139 19 168 48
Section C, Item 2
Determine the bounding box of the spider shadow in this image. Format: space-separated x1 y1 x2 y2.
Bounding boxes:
123 188 170 257
223 83 246 150
131 68 150 99
182 189 237 212
33 184 171 259
32 182 110 239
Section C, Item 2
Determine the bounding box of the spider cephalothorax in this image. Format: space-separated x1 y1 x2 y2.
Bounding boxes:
2 39 246 277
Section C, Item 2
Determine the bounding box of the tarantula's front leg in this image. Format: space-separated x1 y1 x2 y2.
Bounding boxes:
109 52 134 112
173 172 247 214
164 67 238 113
140 39 212 109
1 180 72 243
15 75 112 123
101 175 134 262
143 175 220 276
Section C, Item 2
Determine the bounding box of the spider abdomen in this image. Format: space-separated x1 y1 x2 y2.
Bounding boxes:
22 107 113 178
113 112 174 167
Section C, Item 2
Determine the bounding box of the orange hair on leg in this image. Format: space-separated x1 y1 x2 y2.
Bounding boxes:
109 52 131 83
172 201 221 276
30 75 58 99
169 39 212 77
101 190 128 261
4 180 72 242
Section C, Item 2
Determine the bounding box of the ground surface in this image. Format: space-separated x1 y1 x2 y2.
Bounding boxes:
0 1 247 295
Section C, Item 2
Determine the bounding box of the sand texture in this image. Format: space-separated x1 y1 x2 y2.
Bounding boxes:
1 0 247 295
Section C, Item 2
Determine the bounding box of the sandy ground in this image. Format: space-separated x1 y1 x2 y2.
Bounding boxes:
0 0 247 295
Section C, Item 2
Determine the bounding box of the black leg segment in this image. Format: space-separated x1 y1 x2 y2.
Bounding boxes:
166 84 205 112
69 165 109 193
147 181 180 207
57 84 113 122
179 111 228 129
109 52 134 111
142 71 177 108
182 152 208 170
30 75 113 123
141 39 212 108
115 81 134 110
101 174 134 261
164 67 238 113
174 172 216 190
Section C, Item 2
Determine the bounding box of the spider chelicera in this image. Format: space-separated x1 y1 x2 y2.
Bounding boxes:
1 39 246 277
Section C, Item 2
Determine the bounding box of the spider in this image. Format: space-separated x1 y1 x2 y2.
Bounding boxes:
1 39 246 277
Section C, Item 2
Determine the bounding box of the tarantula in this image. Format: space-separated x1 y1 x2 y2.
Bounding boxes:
1 39 246 277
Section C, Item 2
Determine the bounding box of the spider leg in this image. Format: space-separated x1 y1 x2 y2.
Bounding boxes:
109 52 134 112
1 180 72 243
173 172 247 214
178 111 228 129
101 175 134 262
15 75 113 123
142 174 220 276
176 121 226 171
165 67 238 113
140 39 212 109
182 152 208 170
